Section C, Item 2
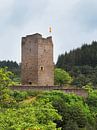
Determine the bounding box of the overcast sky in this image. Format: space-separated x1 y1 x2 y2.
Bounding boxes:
0 0 97 63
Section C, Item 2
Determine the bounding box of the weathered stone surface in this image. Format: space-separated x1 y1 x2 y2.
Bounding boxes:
11 85 88 98
21 33 54 86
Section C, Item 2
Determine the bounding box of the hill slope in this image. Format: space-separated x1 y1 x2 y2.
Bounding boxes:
56 41 97 68
56 41 97 87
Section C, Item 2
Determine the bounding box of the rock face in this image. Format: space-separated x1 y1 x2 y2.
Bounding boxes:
21 33 54 86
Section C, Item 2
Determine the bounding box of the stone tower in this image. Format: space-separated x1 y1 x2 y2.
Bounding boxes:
21 33 54 86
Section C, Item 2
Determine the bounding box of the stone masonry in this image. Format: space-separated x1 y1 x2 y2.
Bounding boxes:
21 33 54 86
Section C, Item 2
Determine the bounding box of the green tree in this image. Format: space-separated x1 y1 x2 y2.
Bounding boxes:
54 68 72 86
0 67 16 107
56 41 97 87
37 91 95 130
0 60 20 77
0 98 61 130
86 90 97 111
0 67 15 88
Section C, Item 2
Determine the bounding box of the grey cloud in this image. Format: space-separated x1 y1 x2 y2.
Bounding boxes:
1 0 97 63
7 0 49 27
72 0 97 31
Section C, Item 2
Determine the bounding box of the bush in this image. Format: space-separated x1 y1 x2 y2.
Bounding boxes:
12 90 28 101
26 90 42 97
37 91 94 130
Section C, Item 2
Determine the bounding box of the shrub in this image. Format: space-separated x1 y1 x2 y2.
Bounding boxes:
12 90 28 101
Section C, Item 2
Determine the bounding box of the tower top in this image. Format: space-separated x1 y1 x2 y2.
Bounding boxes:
22 33 52 42
26 33 42 38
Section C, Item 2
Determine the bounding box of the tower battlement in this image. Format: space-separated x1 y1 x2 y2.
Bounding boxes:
26 33 42 39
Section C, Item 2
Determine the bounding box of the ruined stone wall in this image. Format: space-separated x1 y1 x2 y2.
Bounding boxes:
21 33 54 86
11 85 88 98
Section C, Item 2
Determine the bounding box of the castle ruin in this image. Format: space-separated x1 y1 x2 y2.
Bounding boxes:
21 33 54 86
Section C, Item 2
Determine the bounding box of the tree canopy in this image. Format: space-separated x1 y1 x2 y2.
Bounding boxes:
54 68 72 86
56 41 97 68
56 41 97 87
0 67 97 130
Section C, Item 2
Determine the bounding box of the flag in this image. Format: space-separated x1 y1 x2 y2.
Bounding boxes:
49 27 52 33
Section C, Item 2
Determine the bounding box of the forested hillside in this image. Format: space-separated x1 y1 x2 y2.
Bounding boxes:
0 60 20 83
56 41 97 87
0 60 20 77
1 67 97 130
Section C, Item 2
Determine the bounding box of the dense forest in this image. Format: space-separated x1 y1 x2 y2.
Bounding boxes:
56 41 97 87
0 67 97 130
0 60 20 76
0 60 21 83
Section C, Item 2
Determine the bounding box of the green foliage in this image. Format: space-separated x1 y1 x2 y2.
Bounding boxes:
26 90 42 97
0 98 61 130
83 83 93 93
0 60 20 77
54 68 72 86
1 88 97 130
64 120 79 130
71 66 97 87
0 68 17 107
72 74 87 87
13 76 21 84
0 70 61 130
0 66 97 130
37 91 95 130
11 90 28 101
57 41 97 68
56 41 97 87
86 90 97 111
0 67 15 88
0 60 21 84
